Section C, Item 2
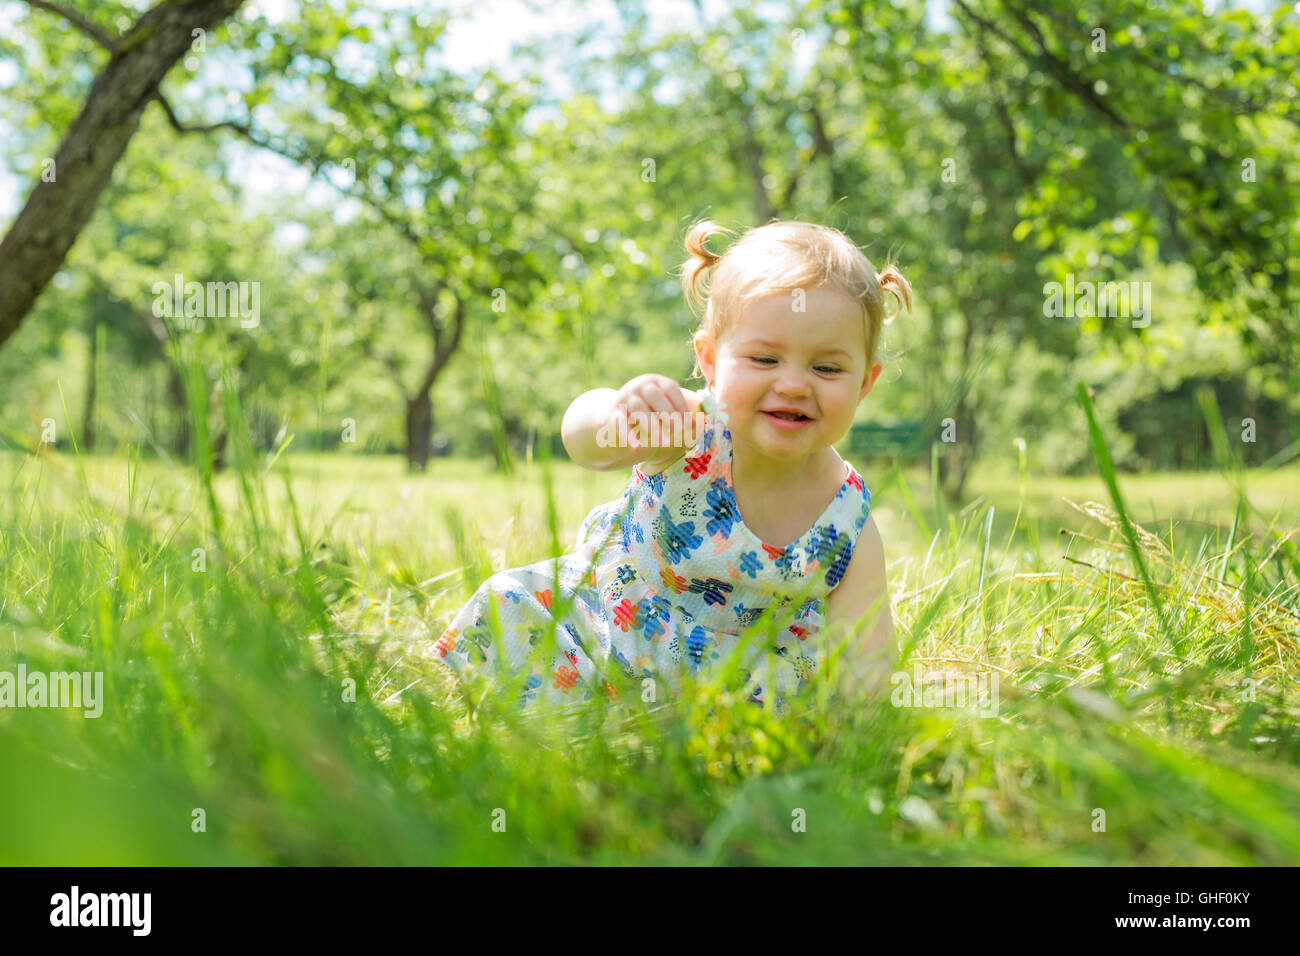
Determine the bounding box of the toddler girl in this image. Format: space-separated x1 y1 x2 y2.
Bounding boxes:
430 219 911 716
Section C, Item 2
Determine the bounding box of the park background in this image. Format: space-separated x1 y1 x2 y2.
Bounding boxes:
0 0 1297 865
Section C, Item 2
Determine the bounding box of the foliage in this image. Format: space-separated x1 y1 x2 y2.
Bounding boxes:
3 0 1296 479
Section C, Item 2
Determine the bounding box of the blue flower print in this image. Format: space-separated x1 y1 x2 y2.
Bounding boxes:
826 539 854 587
772 547 799 578
738 550 762 578
653 513 702 565
642 618 663 642
703 479 738 538
637 595 669 641
819 527 853 571
809 525 841 563
519 673 543 708
684 625 709 670
688 576 733 607
806 527 822 557
644 592 672 620
619 515 645 553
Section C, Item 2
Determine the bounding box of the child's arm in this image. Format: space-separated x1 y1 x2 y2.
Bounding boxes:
823 513 894 699
561 376 701 472
561 388 628 471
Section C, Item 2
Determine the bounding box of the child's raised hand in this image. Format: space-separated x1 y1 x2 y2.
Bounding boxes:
609 374 703 454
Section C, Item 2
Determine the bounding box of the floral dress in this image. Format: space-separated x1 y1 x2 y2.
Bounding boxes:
429 387 874 716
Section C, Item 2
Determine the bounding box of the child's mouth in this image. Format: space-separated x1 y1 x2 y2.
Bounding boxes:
762 410 813 431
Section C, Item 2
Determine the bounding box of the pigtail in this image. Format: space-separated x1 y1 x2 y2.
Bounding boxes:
876 264 913 324
679 219 736 314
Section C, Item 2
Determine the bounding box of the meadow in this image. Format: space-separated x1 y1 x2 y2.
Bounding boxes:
3 0 1299 871
1 387 1296 866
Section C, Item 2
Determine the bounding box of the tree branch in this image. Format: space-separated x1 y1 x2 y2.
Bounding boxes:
23 0 117 50
1015 0 1300 129
416 291 464 400
155 96 507 301
951 0 1129 133
995 0 1129 130
965 12 1036 190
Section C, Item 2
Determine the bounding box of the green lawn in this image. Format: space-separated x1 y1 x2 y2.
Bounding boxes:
0 437 1296 864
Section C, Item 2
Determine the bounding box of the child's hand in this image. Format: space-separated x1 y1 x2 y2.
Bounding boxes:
609 374 704 455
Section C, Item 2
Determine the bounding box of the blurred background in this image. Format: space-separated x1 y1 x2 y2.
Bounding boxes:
2 0 1296 497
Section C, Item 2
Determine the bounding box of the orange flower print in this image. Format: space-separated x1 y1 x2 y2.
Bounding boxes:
660 566 689 593
535 589 552 609
552 664 580 693
433 629 458 658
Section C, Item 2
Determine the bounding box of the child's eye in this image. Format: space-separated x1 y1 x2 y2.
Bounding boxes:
816 366 841 374
750 357 777 365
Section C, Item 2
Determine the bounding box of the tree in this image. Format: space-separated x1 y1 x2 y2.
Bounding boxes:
0 0 247 348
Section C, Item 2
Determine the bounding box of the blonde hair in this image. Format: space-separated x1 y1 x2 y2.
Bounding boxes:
678 219 912 380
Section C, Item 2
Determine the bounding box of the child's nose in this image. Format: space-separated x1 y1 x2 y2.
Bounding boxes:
773 371 812 396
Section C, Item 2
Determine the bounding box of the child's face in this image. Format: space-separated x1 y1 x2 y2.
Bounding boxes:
694 284 882 463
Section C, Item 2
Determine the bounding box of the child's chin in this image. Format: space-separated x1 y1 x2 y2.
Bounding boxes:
743 425 824 456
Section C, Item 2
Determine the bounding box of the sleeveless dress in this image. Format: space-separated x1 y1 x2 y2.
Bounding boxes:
429 387 874 717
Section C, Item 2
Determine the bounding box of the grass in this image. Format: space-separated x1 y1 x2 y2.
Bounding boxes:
0 381 1297 864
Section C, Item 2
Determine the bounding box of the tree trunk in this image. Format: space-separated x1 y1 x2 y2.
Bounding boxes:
82 317 98 452
0 0 246 349
170 370 190 459
937 401 977 502
405 391 432 472
938 307 980 502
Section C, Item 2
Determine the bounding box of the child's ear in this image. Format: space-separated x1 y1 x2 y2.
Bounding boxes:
859 360 883 401
693 331 717 386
